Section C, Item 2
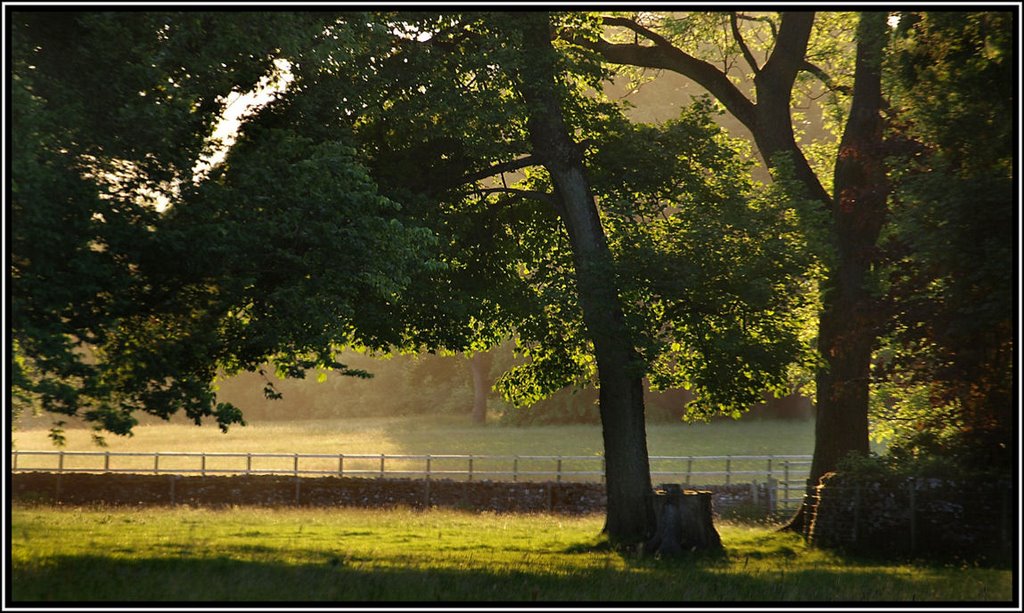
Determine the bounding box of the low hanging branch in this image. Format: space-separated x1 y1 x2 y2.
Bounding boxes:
575 16 757 129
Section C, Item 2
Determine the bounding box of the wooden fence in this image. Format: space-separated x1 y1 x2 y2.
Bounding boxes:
10 450 812 511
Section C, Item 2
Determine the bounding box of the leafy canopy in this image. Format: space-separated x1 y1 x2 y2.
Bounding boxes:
12 10 820 437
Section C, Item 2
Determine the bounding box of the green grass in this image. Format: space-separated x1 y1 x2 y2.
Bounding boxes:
13 414 819 457
10 504 1011 602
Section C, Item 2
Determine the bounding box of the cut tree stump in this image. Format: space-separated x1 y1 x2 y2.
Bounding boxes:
644 483 723 556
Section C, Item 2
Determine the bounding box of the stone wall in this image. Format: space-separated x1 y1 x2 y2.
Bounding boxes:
806 472 1015 562
12 472 774 517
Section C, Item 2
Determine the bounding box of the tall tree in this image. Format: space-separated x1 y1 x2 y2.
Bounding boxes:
808 10 888 499
508 12 656 542
577 11 891 529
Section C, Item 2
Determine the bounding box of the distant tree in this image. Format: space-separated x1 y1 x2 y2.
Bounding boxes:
466 351 493 425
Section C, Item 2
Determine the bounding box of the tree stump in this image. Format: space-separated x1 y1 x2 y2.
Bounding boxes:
644 484 723 556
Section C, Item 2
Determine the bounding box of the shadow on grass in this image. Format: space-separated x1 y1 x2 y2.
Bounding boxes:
10 552 1011 604
561 538 731 568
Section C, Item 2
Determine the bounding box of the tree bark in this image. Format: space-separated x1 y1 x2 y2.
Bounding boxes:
582 12 890 532
645 484 722 556
467 351 492 425
797 11 888 529
514 13 656 546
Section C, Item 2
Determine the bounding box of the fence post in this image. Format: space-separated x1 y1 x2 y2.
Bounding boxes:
468 456 474 482
725 456 732 485
154 452 160 475
246 453 252 476
512 456 519 483
379 454 385 479
686 457 693 486
104 451 110 473
426 455 432 481
294 453 301 505
58 450 65 474
556 457 563 484
201 453 207 477
338 454 344 477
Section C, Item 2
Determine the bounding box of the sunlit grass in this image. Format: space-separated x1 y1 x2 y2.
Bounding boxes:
10 504 1011 602
12 414 817 457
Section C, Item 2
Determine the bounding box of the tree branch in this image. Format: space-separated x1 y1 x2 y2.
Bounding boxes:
475 187 557 206
461 155 539 185
730 12 761 75
602 15 675 48
758 12 815 88
736 13 778 41
578 16 757 130
800 60 852 95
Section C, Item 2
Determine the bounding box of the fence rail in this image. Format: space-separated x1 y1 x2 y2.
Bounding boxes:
11 450 812 511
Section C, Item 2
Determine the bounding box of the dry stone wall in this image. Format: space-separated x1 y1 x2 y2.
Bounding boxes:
806 472 1015 563
13 472 772 516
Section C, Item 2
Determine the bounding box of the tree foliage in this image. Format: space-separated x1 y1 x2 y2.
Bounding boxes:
11 12 436 439
872 11 1015 470
12 10 819 456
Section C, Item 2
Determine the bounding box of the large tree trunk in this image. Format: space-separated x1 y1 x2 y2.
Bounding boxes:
788 12 889 532
514 13 656 546
467 351 492 425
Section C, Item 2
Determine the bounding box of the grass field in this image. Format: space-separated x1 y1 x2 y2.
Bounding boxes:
13 414 821 457
10 504 1012 603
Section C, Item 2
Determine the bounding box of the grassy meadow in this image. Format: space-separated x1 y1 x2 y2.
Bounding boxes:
13 415 826 484
10 504 1013 603
13 414 819 457
9 417 1007 603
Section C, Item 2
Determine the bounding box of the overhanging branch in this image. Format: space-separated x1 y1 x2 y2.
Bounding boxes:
576 16 757 130
730 12 761 75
